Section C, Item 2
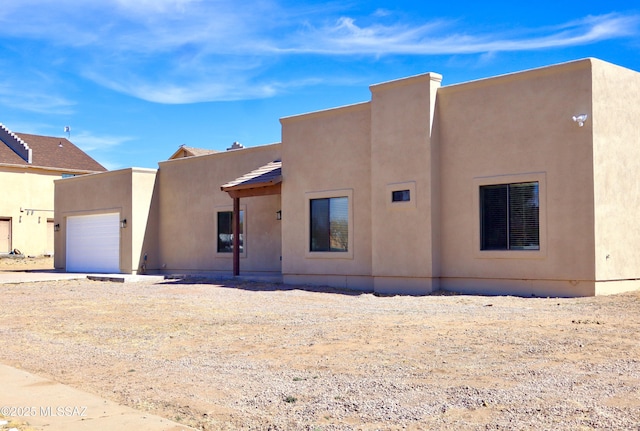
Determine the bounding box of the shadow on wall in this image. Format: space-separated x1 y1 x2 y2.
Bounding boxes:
138 174 161 273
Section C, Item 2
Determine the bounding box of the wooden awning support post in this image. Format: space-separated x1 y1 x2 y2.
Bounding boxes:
221 160 283 278
233 196 240 276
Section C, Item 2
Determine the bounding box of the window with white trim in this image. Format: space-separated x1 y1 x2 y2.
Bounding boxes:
310 197 348 252
480 181 539 251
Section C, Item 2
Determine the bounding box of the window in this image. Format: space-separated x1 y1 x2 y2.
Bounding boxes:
391 189 410 202
310 197 348 252
387 181 416 210
480 182 539 251
217 210 244 253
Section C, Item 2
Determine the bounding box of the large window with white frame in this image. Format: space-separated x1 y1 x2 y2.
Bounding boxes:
480 181 539 251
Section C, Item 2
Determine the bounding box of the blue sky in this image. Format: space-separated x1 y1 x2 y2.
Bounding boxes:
0 1 638 169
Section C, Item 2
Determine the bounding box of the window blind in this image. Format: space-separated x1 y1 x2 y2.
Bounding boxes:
480 182 539 251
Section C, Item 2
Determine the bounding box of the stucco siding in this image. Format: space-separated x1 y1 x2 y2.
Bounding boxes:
154 144 282 275
0 167 58 256
51 57 640 297
131 170 158 273
54 168 157 273
437 60 596 296
280 103 372 287
592 59 640 290
370 73 441 294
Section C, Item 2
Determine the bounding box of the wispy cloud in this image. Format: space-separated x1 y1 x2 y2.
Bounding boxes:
0 1 637 104
70 130 133 169
288 13 639 55
72 131 133 152
0 77 76 115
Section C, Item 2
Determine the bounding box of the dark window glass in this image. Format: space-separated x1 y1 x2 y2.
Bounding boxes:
392 190 411 202
310 197 348 252
480 182 539 251
217 210 244 253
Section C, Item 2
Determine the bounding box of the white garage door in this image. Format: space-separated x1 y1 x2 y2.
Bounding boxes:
66 213 120 273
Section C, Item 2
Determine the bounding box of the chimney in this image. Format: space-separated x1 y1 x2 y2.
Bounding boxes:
226 141 244 151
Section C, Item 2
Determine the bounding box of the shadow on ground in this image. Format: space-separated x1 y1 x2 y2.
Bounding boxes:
157 276 460 297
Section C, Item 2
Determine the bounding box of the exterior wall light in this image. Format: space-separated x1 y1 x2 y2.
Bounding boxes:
276 210 282 220
120 218 127 228
572 114 588 127
54 223 60 232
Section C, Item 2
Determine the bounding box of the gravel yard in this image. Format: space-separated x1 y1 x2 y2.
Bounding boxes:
0 270 639 430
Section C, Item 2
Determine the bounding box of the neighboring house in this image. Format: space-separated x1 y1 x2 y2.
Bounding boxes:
168 144 218 160
0 124 106 257
54 58 640 297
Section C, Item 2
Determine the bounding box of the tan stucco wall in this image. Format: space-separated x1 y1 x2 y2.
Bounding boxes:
280 103 373 291
54 168 157 273
278 61 610 296
0 167 59 256
50 58 640 297
153 144 282 275
131 170 158 273
436 59 597 296
591 59 640 294
370 73 441 294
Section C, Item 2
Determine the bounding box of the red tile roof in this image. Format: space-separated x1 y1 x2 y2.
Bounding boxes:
0 132 106 172
221 160 282 191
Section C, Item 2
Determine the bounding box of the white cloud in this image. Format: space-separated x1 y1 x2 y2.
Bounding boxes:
0 2 637 104
72 131 133 152
0 81 75 115
288 13 639 55
113 0 202 14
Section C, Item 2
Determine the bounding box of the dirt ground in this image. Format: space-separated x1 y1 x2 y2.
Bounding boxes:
0 258 639 430
0 256 54 271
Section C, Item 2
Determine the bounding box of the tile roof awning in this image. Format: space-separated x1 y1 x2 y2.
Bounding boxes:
221 160 282 198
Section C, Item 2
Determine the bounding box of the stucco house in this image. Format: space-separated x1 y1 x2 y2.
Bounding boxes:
168 144 218 160
0 124 106 257
54 58 640 297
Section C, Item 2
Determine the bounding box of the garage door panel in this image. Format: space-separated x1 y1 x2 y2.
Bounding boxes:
66 213 120 273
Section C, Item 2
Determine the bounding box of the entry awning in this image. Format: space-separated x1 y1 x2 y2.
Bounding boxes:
220 160 282 198
221 160 282 277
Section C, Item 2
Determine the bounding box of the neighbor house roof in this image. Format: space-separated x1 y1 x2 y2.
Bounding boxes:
168 145 218 160
14 133 107 172
0 124 106 172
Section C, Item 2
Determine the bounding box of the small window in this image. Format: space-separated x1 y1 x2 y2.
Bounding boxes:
480 182 539 251
391 189 410 202
217 210 244 253
310 197 348 252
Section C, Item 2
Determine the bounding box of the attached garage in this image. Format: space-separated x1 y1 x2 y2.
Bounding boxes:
66 213 120 273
